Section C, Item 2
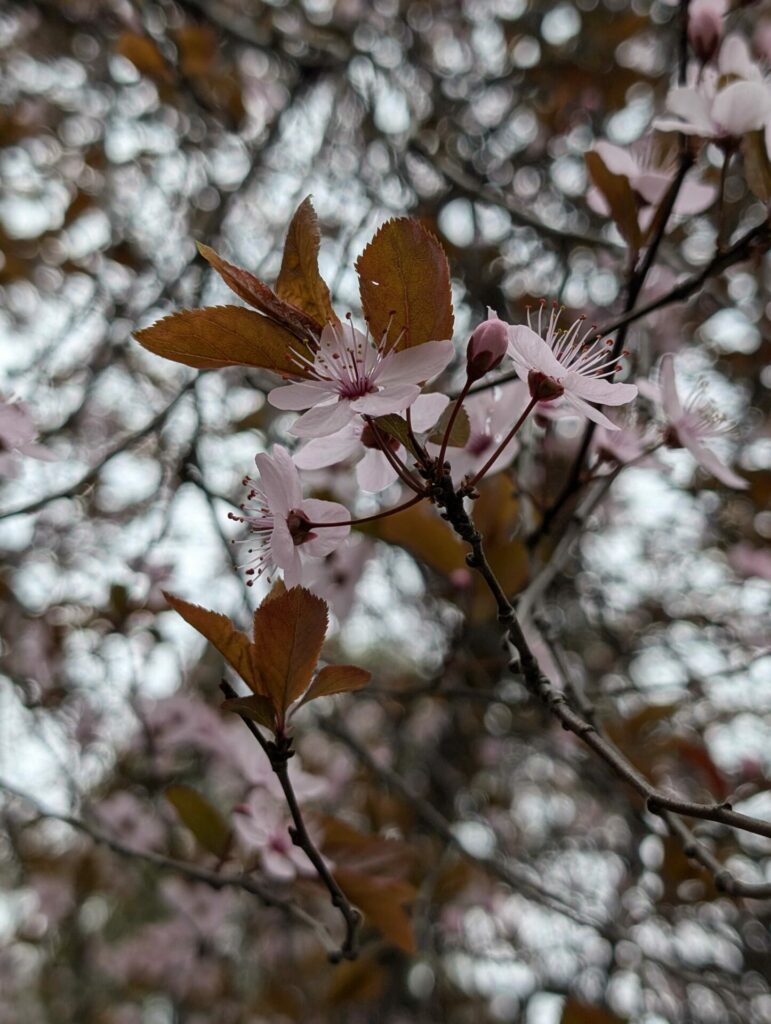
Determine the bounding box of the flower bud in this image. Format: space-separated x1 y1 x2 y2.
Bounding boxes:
688 0 726 64
465 316 509 382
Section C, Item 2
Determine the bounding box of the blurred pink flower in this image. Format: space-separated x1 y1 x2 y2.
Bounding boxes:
592 422 659 469
302 535 375 619
161 878 233 935
0 398 54 479
96 791 166 851
431 381 530 483
230 445 350 585
654 36 771 153
653 354 748 490
140 693 227 757
293 392 448 492
507 303 637 429
233 788 325 881
588 140 715 230
727 544 771 582
269 320 454 438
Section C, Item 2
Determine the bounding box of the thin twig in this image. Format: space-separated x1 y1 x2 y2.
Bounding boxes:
220 681 362 961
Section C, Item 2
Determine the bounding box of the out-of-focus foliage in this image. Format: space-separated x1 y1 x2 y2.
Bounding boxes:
0 2 769 1023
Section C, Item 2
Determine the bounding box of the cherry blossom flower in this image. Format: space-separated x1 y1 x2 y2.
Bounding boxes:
302 536 375 620
727 544 771 583
429 381 530 483
587 141 715 230
506 303 638 429
653 36 771 154
268 319 454 438
96 792 166 851
233 788 325 881
229 445 350 585
592 421 659 470
293 392 449 492
651 354 748 490
0 398 54 479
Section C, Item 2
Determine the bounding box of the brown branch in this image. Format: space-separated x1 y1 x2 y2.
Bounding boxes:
431 475 771 852
220 681 361 961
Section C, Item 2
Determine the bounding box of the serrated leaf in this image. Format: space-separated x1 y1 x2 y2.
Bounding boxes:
135 306 310 378
356 218 454 351
197 243 321 343
276 197 338 329
427 400 470 448
371 414 419 457
336 869 416 953
299 664 371 707
164 592 262 694
165 785 231 860
251 586 328 722
221 694 277 732
742 130 771 203
586 150 641 251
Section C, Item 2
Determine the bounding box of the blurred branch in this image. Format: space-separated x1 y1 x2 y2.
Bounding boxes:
0 383 196 520
410 140 624 253
0 776 339 951
321 716 611 934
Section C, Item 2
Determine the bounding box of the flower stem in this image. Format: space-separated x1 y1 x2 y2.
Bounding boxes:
306 493 425 529
366 417 426 493
437 380 472 469
466 396 537 490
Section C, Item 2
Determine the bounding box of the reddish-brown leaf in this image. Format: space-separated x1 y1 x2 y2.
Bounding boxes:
221 694 277 732
561 999 627 1024
163 592 261 694
586 150 641 252
197 243 322 343
251 586 328 719
335 869 416 953
135 306 310 377
356 218 454 350
299 664 371 707
276 197 338 328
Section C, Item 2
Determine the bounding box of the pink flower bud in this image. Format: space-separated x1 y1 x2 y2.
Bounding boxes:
466 317 509 382
688 0 726 64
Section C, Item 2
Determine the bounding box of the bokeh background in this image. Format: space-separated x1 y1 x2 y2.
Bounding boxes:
0 1 770 1022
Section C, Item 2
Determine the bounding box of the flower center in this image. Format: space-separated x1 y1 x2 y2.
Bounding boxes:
287 509 316 547
467 432 492 456
338 378 377 400
528 370 564 402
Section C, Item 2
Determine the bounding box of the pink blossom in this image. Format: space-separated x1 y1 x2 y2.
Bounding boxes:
588 141 715 230
655 354 747 490
506 303 637 429
96 791 166 851
0 398 54 479
466 313 509 382
229 445 350 585
654 36 771 153
728 544 771 582
233 788 323 881
293 392 449 492
430 381 530 483
302 535 375 620
268 319 454 438
222 724 330 799
139 693 228 758
592 422 659 469
688 0 726 64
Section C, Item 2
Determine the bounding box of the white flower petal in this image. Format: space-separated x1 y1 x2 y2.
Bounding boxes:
293 428 361 470
681 435 748 489
658 355 683 421
351 384 420 415
268 382 332 411
376 340 455 386
300 499 351 556
356 450 399 492
290 400 354 438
